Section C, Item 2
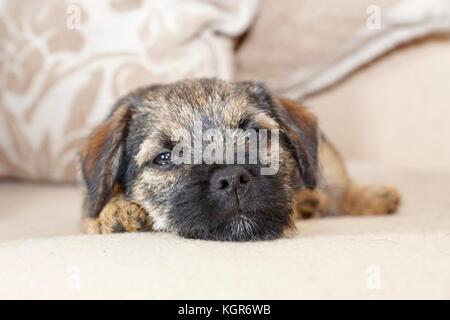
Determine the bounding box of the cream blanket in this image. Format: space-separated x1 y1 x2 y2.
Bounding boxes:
276 0 450 99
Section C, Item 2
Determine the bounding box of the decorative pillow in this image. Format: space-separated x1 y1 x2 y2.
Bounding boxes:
0 0 260 181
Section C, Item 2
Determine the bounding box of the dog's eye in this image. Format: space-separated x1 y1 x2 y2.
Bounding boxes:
153 152 172 166
246 127 271 140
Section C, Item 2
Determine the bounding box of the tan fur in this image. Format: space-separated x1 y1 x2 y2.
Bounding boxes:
82 80 401 236
294 134 401 219
80 105 130 179
340 185 401 216
293 188 328 219
85 193 153 234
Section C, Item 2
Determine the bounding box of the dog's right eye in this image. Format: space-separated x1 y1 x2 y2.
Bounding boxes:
153 152 172 166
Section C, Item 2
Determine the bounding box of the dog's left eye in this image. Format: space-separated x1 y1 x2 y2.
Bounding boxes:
153 152 172 166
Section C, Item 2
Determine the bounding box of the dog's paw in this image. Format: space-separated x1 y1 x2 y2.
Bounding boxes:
344 185 401 216
294 189 327 219
84 196 153 234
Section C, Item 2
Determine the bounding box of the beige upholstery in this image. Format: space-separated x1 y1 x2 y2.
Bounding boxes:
1 37 450 298
1 162 449 242
1 162 450 299
308 38 450 170
0 183 83 242
236 0 400 85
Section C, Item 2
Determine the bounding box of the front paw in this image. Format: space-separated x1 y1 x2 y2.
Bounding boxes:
294 189 327 219
84 196 153 234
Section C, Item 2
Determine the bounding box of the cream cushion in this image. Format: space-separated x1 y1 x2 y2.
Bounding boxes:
307 38 450 171
1 162 450 299
1 234 449 299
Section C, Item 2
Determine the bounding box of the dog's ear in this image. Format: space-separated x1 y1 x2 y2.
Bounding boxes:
273 97 319 189
242 81 319 189
80 103 133 218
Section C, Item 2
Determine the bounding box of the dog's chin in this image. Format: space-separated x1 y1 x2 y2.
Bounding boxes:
175 211 292 242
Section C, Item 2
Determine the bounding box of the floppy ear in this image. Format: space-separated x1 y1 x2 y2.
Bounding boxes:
80 103 133 218
241 81 319 189
273 97 319 189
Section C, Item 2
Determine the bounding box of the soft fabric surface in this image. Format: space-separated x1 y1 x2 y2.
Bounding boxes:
0 182 83 242
277 0 450 99
0 0 260 181
237 0 399 83
1 163 450 241
1 163 449 299
237 0 450 99
1 233 449 299
307 38 450 170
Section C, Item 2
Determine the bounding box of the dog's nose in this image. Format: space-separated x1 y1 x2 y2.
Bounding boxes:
211 166 252 194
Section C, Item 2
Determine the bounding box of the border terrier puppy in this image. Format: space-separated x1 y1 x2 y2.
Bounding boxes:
80 78 400 241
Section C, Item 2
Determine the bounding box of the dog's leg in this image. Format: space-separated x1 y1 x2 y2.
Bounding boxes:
294 134 401 218
84 195 153 234
293 189 328 219
339 184 401 216
295 182 401 218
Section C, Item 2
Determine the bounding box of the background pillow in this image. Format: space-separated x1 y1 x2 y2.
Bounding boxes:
235 0 450 170
236 0 399 85
237 0 450 99
0 0 260 181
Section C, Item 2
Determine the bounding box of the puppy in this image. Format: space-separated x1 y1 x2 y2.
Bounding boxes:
80 78 400 241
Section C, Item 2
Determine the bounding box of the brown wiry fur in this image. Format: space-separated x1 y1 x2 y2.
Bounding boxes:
84 188 153 234
288 109 401 220
292 135 401 219
80 79 401 236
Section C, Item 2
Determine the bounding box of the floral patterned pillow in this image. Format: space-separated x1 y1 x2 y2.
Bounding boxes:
0 0 260 181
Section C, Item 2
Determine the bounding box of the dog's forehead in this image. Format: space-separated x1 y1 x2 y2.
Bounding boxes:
140 79 257 128
129 79 279 166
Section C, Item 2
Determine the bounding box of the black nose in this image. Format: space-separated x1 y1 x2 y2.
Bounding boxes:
211 166 252 193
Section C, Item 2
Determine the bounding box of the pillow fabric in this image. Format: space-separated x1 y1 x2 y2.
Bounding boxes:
0 0 260 181
236 0 400 85
240 0 450 100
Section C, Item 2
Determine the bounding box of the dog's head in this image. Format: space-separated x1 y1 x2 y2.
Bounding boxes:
80 79 318 241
